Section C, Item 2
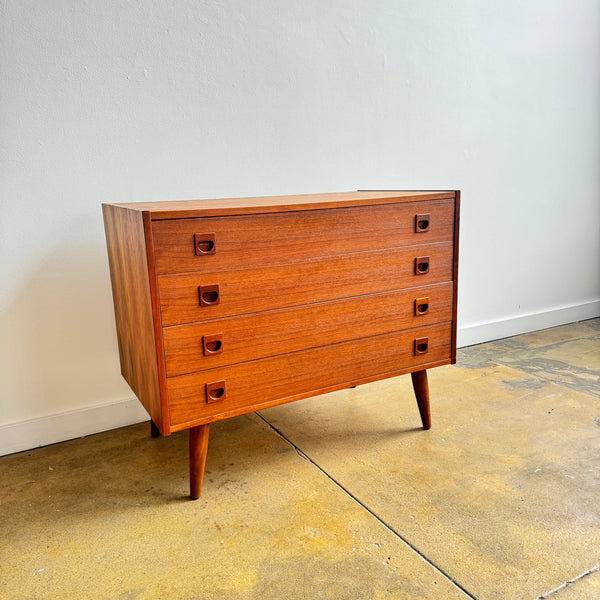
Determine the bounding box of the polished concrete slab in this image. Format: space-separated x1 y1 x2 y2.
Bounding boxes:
0 416 468 599
1 318 598 599
261 366 599 599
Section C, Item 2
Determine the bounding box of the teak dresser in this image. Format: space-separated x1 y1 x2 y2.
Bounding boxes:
103 190 460 499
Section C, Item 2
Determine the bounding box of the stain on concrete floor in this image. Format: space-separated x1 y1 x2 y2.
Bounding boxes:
458 321 600 399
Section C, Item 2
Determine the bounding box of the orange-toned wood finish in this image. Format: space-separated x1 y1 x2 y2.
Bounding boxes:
168 322 452 430
102 205 166 433
189 424 209 499
113 190 455 219
411 370 431 430
151 199 455 274
157 243 454 326
102 190 460 499
163 283 453 377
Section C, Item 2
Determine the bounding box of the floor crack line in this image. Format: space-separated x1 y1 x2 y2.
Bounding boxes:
534 563 600 599
257 412 477 600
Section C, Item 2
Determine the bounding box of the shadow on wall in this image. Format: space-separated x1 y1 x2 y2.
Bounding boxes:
0 214 132 426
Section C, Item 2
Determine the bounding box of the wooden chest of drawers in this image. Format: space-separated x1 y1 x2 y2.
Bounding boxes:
103 190 460 498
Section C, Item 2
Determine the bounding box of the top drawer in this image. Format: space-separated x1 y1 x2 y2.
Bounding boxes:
151 199 455 274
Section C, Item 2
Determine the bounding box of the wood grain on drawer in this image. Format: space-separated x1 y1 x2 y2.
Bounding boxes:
163 282 453 377
151 199 455 274
158 242 453 326
168 322 452 429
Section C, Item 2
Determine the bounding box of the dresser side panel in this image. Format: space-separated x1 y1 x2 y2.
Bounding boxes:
451 191 461 363
102 204 163 428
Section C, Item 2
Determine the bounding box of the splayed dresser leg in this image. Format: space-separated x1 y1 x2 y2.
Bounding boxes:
411 370 431 430
189 424 210 499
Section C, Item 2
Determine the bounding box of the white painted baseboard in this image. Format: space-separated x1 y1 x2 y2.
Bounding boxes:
457 299 600 348
0 398 149 457
1 299 598 457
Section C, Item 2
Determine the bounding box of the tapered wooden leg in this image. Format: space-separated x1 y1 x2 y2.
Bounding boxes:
150 419 160 438
189 424 210 500
411 370 431 430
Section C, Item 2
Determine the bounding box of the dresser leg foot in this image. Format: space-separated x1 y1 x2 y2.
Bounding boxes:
411 370 431 430
189 424 210 500
150 419 160 437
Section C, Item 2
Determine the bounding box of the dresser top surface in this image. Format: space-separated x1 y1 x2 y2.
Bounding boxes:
105 190 457 220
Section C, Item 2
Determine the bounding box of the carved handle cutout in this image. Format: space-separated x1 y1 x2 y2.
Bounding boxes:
198 284 220 306
203 333 224 356
206 380 227 403
415 257 430 275
414 337 429 355
194 233 216 255
415 214 431 233
415 297 430 316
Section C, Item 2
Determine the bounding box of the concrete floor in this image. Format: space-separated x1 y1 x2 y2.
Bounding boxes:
1 319 598 600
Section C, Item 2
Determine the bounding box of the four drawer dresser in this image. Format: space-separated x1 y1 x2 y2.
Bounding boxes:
102 190 460 499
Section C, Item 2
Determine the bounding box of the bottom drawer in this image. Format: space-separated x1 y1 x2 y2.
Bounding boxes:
168 322 452 430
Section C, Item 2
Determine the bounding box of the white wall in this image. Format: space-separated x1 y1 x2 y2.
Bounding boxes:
1 0 599 454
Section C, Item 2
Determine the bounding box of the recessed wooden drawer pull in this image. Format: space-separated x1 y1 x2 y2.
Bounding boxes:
206 380 227 403
414 337 429 355
415 257 430 275
198 284 220 306
203 333 224 356
415 297 430 316
415 214 431 233
194 233 216 255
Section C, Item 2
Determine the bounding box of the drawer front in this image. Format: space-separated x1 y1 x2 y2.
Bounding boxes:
158 242 453 326
168 321 452 429
152 199 455 274
163 282 453 377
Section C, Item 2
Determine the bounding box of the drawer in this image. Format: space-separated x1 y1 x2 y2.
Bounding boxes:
151 199 455 274
163 282 453 377
168 321 452 429
158 242 454 326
